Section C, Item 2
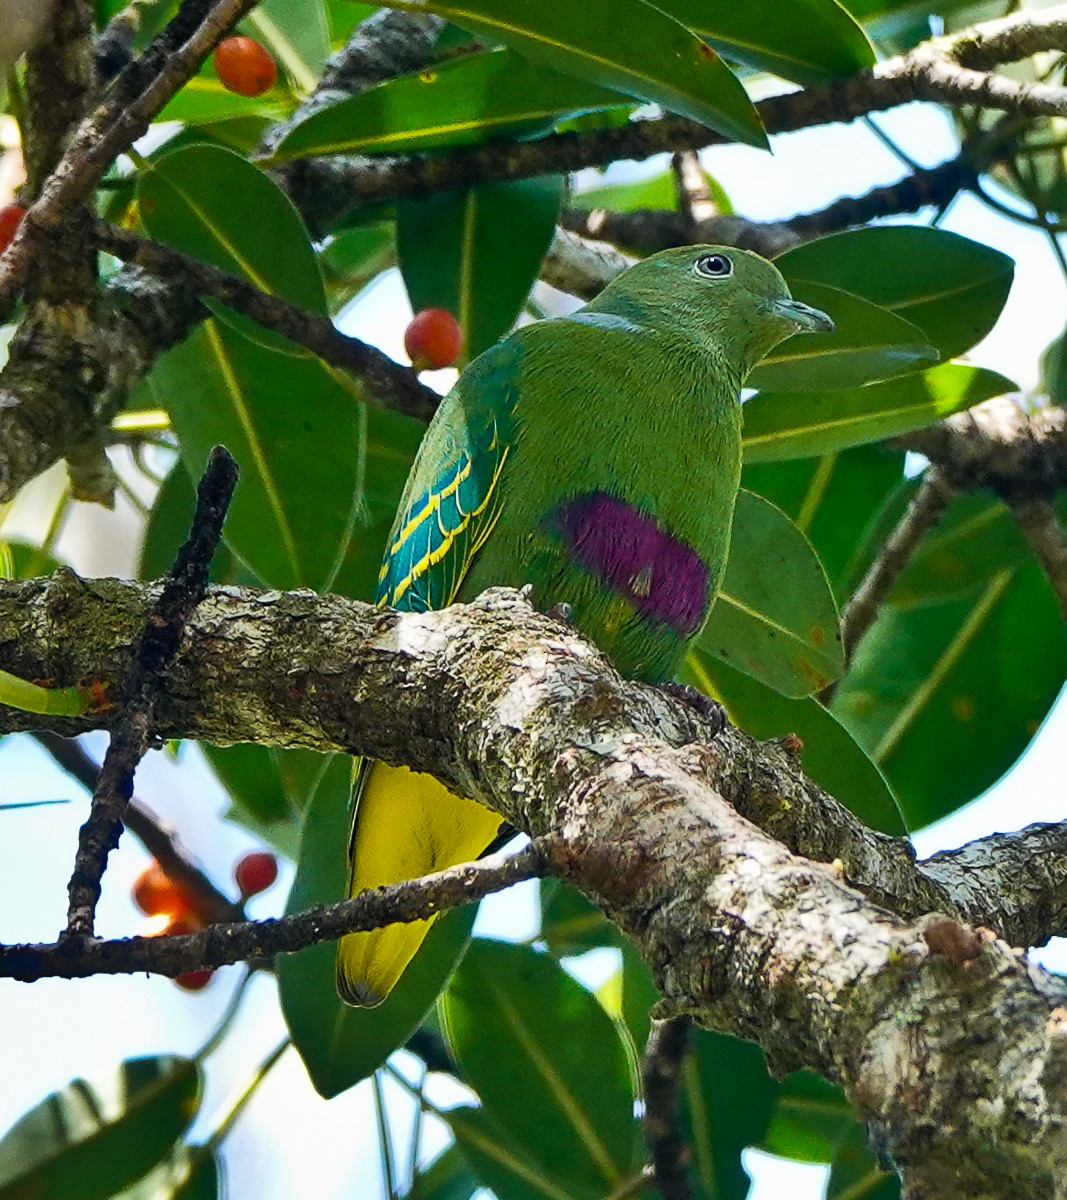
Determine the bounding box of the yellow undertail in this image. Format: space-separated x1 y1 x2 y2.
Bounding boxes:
336 761 503 1006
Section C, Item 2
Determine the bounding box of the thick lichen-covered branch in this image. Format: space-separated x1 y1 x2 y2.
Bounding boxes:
0 573 1062 951
1 579 1065 1197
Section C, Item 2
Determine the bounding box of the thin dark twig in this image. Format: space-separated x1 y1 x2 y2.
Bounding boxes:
1009 496 1067 619
96 221 441 423
64 447 238 937
643 1016 694 1200
840 467 957 662
5 844 548 980
34 731 244 924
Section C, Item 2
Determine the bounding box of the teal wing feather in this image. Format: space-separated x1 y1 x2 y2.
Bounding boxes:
377 340 521 613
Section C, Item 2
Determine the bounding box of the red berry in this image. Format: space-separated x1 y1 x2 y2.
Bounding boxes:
133 861 198 919
234 850 279 897
0 205 27 255
174 968 214 991
404 308 463 371
213 36 277 98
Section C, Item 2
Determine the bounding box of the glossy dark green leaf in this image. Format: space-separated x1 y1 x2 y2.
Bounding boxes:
656 0 874 85
681 1029 779 1200
539 878 622 956
575 168 678 213
742 364 1014 463
1042 322 1067 407
147 321 371 592
408 1143 479 1200
742 445 906 604
761 1071 855 1163
0 1057 201 1200
378 0 766 146
749 282 938 394
448 1106 601 1200
699 490 843 697
682 653 904 834
139 463 257 586
327 1 378 45
889 490 1032 609
271 48 624 161
1 540 63 580
204 742 335 858
138 143 325 354
832 562 1067 828
775 227 1014 361
826 1123 901 1198
277 756 477 1098
115 1148 222 1200
442 939 637 1194
398 177 563 360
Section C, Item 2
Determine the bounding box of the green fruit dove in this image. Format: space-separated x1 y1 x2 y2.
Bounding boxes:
337 245 834 1006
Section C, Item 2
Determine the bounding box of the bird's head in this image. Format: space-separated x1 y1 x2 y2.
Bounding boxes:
587 244 834 380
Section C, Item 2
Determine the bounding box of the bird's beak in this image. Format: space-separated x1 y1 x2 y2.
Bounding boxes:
772 297 835 334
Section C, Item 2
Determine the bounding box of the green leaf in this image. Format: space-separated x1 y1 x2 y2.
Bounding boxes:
137 143 325 354
147 321 392 593
204 742 335 858
698 490 843 697
408 1143 479 1200
749 282 938 394
249 0 332 92
320 223 395 310
159 70 290 126
379 0 767 147
655 0 875 85
681 1029 780 1200
447 1106 601 1200
442 939 637 1194
684 653 904 834
277 757 477 1098
398 177 563 359
832 562 1067 828
743 363 1014 464
889 489 1033 609
539 878 622 956
619 940 660 1055
574 168 679 213
0 1057 201 1200
826 1123 901 1198
761 1071 855 1163
270 48 625 161
742 445 906 604
775 227 1014 361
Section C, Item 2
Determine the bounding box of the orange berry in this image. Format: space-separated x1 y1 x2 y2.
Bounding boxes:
133 861 198 919
404 308 463 371
234 851 279 897
0 205 27 255
174 968 214 991
213 36 277 98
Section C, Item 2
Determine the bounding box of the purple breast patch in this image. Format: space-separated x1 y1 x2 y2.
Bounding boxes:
551 491 711 636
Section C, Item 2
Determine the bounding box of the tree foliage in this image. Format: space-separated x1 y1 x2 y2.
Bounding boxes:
1 0 1066 1197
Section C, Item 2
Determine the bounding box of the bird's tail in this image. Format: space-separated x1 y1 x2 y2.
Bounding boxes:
336 759 503 1007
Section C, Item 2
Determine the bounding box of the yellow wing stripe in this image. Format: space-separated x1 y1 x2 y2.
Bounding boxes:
389 456 474 557
386 447 510 607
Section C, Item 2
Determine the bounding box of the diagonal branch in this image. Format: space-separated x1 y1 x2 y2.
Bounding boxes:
95 220 440 421
1007 496 1067 618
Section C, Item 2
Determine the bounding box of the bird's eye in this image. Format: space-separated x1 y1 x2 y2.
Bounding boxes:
694 253 732 279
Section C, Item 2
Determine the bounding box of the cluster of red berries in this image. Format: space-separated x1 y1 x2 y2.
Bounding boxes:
213 36 277 98
405 308 464 371
133 851 279 991
0 204 27 256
